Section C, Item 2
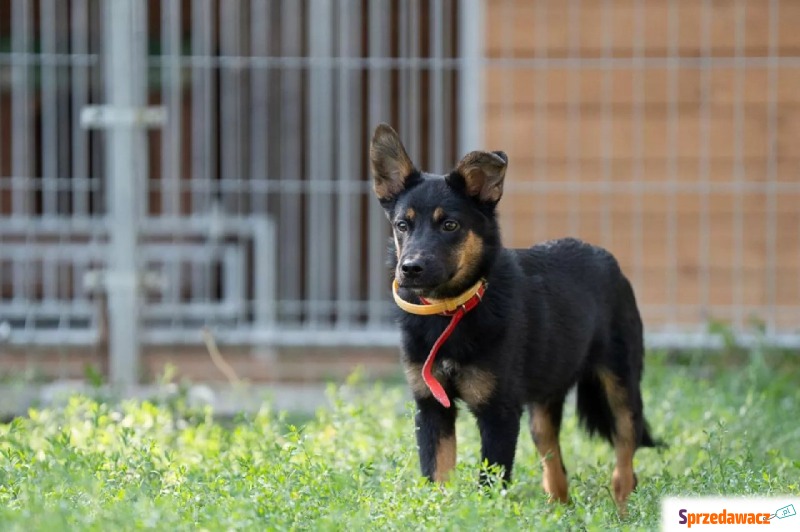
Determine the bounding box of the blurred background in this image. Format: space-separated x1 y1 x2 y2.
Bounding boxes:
0 1 798 403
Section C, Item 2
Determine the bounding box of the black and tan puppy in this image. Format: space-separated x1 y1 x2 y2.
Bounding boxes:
370 123 658 509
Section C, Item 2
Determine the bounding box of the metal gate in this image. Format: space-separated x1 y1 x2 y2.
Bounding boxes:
0 0 482 384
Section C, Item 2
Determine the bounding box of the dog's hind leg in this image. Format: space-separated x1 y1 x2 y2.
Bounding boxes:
528 400 569 503
597 368 638 511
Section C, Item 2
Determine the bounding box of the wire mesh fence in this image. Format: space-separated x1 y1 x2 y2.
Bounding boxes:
485 0 800 347
0 0 798 382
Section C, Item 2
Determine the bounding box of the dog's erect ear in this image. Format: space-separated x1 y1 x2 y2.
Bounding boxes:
454 150 508 203
370 123 416 202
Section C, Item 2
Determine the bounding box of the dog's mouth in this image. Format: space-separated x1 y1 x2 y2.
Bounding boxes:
396 270 461 298
396 279 439 294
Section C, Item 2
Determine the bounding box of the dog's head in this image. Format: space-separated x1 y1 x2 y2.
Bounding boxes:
370 123 508 298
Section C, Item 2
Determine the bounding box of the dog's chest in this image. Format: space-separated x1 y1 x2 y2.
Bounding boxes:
403 358 496 408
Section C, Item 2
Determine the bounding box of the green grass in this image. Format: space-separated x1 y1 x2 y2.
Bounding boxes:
1 352 799 531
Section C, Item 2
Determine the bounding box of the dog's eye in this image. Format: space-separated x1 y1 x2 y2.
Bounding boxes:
442 220 459 232
395 220 409 232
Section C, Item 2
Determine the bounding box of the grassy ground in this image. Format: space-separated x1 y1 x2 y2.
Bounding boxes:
1 350 799 531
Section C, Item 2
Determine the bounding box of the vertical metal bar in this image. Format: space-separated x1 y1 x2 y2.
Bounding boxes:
135 1 149 220
161 0 182 216
280 0 303 321
11 0 31 218
429 0 444 172
336 0 361 329
250 0 269 214
732 0 746 330
442 0 453 163
191 0 216 215
398 0 410 139
408 0 421 164
698 0 712 319
368 2 391 327
337 0 351 328
631 0 645 296
765 0 779 334
73 257 85 329
58 259 69 324
162 0 182 332
458 0 484 154
11 0 31 315
25 258 37 334
43 253 56 303
103 0 146 388
55 0 70 217
190 0 213 326
222 248 244 316
254 218 277 329
191 260 204 313
216 2 243 322
666 0 680 326
307 0 334 328
220 0 243 215
351 1 364 323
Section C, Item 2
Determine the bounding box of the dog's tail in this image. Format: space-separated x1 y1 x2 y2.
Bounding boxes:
576 272 664 449
640 423 661 448
576 372 662 449
576 372 616 445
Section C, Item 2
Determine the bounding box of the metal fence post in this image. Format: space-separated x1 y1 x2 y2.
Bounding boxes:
103 0 146 389
459 0 484 154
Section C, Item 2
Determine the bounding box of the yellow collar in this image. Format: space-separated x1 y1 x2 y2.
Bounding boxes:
392 278 486 315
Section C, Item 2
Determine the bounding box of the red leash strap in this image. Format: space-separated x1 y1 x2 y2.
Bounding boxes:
419 282 486 408
420 310 464 409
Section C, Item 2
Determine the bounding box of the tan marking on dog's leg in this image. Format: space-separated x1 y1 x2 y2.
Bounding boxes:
530 405 569 503
598 369 637 513
611 421 636 513
455 366 496 408
403 362 432 399
433 433 457 483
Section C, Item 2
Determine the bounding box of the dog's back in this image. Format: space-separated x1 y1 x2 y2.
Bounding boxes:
510 238 657 448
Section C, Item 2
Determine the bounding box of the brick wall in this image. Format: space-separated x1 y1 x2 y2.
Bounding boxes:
483 0 800 330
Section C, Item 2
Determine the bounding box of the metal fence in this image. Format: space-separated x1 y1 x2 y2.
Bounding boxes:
0 0 798 384
484 0 800 349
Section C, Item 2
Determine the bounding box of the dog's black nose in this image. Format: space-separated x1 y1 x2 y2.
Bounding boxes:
400 259 423 277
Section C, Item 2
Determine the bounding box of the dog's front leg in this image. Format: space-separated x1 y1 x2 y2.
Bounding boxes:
476 404 522 485
414 397 458 483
